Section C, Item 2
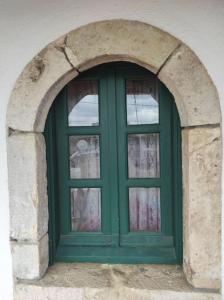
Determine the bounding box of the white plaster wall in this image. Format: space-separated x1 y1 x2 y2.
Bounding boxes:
0 1 223 299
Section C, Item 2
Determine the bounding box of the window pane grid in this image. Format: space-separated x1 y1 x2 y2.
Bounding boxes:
124 126 160 134
67 180 103 188
125 180 161 187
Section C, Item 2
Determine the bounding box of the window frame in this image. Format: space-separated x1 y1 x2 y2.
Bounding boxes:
44 63 183 265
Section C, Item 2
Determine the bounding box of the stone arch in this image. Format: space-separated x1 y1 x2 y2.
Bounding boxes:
7 20 221 290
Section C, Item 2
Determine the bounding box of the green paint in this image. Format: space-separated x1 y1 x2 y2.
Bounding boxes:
44 62 182 264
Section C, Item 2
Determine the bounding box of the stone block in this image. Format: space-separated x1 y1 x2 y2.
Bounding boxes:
65 20 180 73
7 43 78 132
14 263 221 299
182 126 221 289
8 133 48 241
14 286 221 300
12 234 48 280
158 45 221 126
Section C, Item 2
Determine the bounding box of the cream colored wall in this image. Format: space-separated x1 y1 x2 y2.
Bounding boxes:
0 1 224 299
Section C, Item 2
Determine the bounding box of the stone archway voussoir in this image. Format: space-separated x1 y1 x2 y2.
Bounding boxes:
7 43 78 132
158 44 220 127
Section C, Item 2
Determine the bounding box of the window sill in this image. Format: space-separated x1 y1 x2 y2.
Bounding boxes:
14 263 220 300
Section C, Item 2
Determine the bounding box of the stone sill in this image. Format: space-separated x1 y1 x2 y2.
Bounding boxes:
14 263 220 300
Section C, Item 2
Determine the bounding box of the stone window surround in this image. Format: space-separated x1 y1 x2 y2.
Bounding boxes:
7 20 221 291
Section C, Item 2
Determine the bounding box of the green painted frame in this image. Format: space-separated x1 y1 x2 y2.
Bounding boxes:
44 62 182 265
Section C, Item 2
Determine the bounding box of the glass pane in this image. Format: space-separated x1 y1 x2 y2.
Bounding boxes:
128 133 160 178
126 79 158 125
69 135 100 179
68 80 99 126
71 188 101 232
129 188 161 232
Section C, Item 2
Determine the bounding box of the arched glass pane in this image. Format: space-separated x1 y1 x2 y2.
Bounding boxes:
126 79 159 125
68 80 99 126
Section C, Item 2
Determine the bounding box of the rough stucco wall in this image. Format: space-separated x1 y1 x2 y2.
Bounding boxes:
0 1 224 299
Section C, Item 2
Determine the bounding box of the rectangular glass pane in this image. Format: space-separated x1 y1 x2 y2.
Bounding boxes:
69 135 100 179
68 80 99 126
126 79 158 125
129 188 161 232
128 133 160 178
71 188 101 232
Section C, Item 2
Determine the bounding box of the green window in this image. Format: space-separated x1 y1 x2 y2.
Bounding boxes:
45 62 182 264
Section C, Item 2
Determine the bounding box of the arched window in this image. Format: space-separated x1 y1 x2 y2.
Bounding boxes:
44 62 182 264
